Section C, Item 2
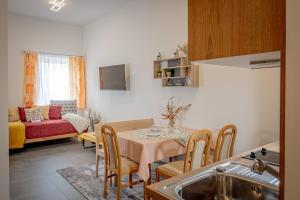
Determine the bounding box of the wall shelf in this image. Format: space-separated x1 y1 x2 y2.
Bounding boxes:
161 76 186 79
153 57 199 87
161 65 192 69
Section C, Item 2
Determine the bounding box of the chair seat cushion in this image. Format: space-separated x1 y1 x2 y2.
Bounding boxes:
120 157 139 175
157 161 185 177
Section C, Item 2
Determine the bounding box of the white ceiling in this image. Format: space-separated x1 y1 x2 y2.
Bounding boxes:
8 0 132 26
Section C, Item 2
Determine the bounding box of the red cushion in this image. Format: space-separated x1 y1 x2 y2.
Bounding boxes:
18 107 27 122
49 105 62 119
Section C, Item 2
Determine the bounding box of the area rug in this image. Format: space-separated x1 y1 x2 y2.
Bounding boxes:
57 160 165 200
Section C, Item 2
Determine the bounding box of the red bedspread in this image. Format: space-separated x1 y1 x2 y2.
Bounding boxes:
24 119 77 139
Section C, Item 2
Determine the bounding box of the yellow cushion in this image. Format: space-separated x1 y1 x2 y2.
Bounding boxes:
78 132 96 143
157 161 185 177
8 108 20 122
38 105 50 120
9 122 25 149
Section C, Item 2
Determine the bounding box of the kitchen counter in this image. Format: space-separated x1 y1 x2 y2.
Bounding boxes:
146 142 279 200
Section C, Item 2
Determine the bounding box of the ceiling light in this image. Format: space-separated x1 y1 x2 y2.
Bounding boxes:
49 0 65 12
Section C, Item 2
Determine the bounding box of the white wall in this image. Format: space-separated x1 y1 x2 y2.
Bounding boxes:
285 0 300 199
8 14 83 107
83 0 280 153
0 0 9 199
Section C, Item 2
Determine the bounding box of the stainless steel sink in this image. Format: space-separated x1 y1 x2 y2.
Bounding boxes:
177 173 278 200
159 162 279 200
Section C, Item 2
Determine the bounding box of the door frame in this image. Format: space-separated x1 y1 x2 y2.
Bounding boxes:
279 0 286 199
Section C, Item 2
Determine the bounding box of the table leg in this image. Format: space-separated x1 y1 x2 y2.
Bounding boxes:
147 163 152 185
82 139 85 147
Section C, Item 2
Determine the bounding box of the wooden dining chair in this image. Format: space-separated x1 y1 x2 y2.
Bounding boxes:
95 123 104 177
156 129 211 181
213 124 237 162
95 118 154 177
101 125 145 200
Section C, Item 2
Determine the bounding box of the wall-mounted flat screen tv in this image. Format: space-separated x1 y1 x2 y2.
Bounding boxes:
99 64 130 90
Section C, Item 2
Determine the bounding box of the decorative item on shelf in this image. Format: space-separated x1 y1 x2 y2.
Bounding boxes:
157 52 162 60
157 70 162 78
161 60 168 68
180 57 188 66
174 49 180 58
178 43 188 57
161 97 192 128
166 70 172 77
167 79 173 86
175 79 186 86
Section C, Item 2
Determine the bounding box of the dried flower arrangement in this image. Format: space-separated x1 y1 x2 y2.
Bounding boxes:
161 97 192 128
177 43 188 57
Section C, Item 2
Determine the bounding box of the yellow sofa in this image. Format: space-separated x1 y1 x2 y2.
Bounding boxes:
9 121 25 149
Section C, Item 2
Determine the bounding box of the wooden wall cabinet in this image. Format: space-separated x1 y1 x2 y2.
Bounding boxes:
188 0 284 61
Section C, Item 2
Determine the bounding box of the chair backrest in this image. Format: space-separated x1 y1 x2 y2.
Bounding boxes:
213 124 237 162
101 125 121 171
100 118 154 132
95 123 103 156
183 129 211 172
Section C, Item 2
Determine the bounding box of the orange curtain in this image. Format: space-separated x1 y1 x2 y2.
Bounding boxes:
69 56 86 108
23 52 38 107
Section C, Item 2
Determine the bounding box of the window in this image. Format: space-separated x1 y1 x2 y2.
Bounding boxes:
23 52 86 108
36 54 72 105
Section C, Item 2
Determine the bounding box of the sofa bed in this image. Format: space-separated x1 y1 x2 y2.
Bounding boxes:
8 100 88 149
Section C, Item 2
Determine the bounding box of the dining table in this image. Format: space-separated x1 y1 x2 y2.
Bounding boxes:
117 127 195 184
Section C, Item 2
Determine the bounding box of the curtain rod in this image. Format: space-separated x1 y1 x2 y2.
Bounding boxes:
22 50 84 57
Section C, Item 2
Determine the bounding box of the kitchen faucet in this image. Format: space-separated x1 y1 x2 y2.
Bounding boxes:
250 152 280 179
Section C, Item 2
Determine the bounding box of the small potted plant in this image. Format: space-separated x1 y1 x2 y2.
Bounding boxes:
174 49 180 58
161 97 192 128
157 52 162 60
157 70 162 78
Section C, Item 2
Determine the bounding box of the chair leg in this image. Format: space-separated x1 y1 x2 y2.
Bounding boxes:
144 181 148 200
103 168 108 198
147 163 152 185
156 168 160 182
129 173 133 188
95 156 99 177
116 174 121 200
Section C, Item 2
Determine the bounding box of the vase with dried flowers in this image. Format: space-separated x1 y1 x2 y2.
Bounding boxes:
177 43 188 57
161 97 192 128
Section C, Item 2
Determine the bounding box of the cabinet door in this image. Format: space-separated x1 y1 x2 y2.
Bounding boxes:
188 0 284 61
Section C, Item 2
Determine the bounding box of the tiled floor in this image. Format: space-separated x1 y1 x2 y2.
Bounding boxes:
10 138 96 200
